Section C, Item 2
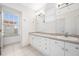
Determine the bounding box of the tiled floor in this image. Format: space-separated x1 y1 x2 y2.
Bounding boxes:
2 43 42 56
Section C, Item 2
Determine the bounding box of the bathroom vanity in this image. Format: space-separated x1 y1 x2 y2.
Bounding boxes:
29 32 79 56
30 4 79 56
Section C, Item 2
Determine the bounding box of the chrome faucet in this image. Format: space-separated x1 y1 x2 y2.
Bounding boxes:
64 32 69 37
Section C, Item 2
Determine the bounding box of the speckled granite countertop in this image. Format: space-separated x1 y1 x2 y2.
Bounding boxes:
29 32 79 44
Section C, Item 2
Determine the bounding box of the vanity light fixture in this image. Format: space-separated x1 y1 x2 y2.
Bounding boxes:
57 3 72 9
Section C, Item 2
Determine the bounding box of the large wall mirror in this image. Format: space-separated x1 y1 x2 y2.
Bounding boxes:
65 13 79 36
36 13 45 32
35 3 79 37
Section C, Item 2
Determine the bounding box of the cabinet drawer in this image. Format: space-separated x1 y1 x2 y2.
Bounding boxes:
54 40 65 48
65 42 79 56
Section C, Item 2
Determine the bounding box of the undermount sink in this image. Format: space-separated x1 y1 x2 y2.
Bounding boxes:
56 36 79 42
66 37 79 41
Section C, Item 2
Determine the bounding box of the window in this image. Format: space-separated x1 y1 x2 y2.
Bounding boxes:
3 11 19 37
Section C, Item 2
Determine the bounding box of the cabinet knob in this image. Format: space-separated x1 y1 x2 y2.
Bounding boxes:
75 47 79 50
62 48 64 50
65 49 68 51
39 45 41 47
45 43 47 45
32 37 34 39
39 41 41 43
55 41 58 44
45 47 47 50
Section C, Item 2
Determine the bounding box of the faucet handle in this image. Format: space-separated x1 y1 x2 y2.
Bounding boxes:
64 32 69 37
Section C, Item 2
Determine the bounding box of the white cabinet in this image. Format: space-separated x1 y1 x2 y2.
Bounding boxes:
31 36 38 49
65 42 79 56
50 39 64 56
31 36 41 50
49 39 56 56
31 35 65 56
30 35 79 56
39 37 50 55
31 36 50 55
54 40 65 56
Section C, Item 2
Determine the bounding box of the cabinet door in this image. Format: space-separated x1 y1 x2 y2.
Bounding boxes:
31 36 40 49
50 39 65 56
65 42 79 56
39 37 50 56
54 40 65 56
35 37 43 51
49 39 56 56
31 36 37 48
31 36 50 56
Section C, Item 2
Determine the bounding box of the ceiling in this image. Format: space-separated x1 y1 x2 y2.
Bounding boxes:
21 3 46 11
